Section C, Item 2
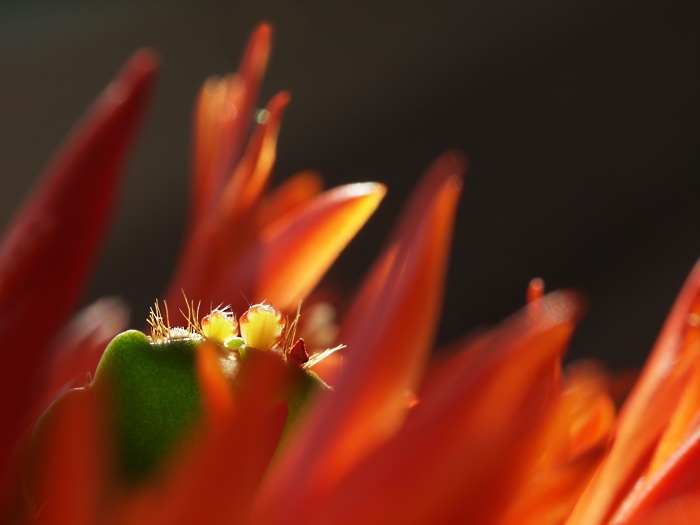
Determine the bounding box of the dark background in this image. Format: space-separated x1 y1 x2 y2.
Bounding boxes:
1 0 698 368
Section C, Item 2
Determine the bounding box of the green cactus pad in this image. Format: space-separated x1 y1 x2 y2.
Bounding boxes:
36 325 331 485
92 330 202 480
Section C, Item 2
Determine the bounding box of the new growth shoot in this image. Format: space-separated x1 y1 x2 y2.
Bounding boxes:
147 295 343 371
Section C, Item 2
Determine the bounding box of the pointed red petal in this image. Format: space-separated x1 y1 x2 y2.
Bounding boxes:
568 260 700 523
166 91 292 313
172 181 385 317
253 157 463 522
251 182 386 311
611 423 700 523
497 453 605 525
219 90 291 226
494 362 614 524
191 24 271 225
196 342 237 432
0 50 156 494
191 74 241 225
257 170 324 228
222 22 272 182
310 292 582 524
340 150 467 333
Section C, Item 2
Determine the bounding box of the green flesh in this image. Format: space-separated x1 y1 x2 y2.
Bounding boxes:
93 330 202 480
43 330 331 483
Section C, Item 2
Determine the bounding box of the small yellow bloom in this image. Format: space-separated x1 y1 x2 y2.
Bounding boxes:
201 308 238 345
239 303 286 351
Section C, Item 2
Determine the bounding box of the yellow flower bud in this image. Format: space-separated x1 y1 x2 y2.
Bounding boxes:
201 308 238 344
239 303 285 351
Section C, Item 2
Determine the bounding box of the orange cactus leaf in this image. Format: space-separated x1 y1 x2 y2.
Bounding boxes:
168 182 384 317
340 151 467 333
219 91 291 227
252 182 386 311
192 74 241 224
252 157 462 523
568 261 700 524
170 91 290 312
225 22 272 177
0 50 156 496
191 24 271 225
647 338 700 477
306 292 583 525
610 423 700 524
256 170 324 229
493 362 615 525
195 342 236 433
496 451 605 525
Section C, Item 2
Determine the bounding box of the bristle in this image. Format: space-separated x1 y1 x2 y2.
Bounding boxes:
148 295 202 343
283 300 303 358
304 344 345 370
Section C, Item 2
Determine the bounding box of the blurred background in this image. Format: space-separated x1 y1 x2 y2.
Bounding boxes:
1 0 698 368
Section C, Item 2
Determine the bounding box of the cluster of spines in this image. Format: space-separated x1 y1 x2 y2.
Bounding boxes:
147 300 201 343
146 295 342 370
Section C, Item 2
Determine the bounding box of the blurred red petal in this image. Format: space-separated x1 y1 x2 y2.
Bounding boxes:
0 50 156 495
196 342 236 432
191 23 271 225
192 74 241 225
611 423 700 524
219 91 291 228
493 362 614 524
224 22 272 182
569 260 700 523
556 362 616 462
646 337 700 476
310 292 582 524
340 150 467 333
256 170 324 228
166 91 292 313
39 297 128 411
497 452 605 525
24 387 110 525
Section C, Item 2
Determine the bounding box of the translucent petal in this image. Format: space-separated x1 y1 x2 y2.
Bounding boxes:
309 292 582 524
257 170 324 229
568 260 700 524
165 91 292 314
191 24 271 225
253 157 462 522
192 182 385 315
